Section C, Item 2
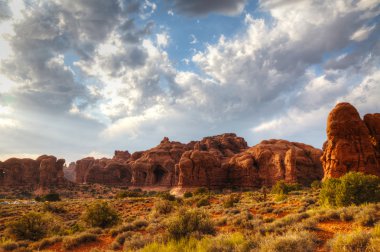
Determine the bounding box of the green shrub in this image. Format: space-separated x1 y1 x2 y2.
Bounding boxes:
354 208 377 227
320 172 380 207
42 202 66 213
5 212 54 241
196 197 210 207
62 232 98 250
183 192 193 198
154 200 174 214
223 194 240 208
194 187 209 195
167 209 215 240
31 236 62 250
115 190 141 198
271 181 301 195
159 192 176 201
311 180 322 190
329 231 371 252
82 201 119 228
260 231 316 252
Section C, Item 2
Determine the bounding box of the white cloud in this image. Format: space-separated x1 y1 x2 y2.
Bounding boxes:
350 24 376 42
156 32 170 48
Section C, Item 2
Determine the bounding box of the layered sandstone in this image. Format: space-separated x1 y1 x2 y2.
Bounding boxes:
177 133 248 188
227 140 323 187
129 137 190 187
75 156 132 185
322 103 380 178
0 155 67 188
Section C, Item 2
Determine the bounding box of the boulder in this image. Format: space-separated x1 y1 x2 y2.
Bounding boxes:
321 103 380 179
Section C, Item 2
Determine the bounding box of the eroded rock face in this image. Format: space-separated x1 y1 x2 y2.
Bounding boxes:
129 137 190 187
177 133 249 188
322 103 380 178
75 157 132 185
227 140 323 187
0 155 67 188
63 162 76 182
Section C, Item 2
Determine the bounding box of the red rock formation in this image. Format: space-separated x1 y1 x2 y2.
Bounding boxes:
0 155 67 188
322 103 380 178
129 137 190 187
113 150 131 161
75 156 132 185
177 150 223 188
63 162 76 182
177 133 249 188
227 140 323 187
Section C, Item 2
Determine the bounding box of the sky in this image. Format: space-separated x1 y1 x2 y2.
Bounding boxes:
0 0 379 162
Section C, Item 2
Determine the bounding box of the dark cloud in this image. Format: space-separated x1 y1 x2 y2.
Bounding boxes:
169 0 247 16
0 0 11 21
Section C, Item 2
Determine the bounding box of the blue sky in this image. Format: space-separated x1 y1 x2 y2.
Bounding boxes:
0 0 379 162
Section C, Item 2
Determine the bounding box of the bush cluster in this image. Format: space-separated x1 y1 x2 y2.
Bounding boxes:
271 181 301 195
5 212 54 241
319 172 380 207
167 209 215 240
82 201 119 228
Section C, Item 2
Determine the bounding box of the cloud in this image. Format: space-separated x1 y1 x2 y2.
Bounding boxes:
169 0 247 16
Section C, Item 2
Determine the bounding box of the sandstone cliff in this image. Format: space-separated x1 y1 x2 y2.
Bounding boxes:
321 103 380 178
0 155 67 188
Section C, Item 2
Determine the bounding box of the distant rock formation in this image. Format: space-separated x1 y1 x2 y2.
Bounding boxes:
63 162 76 182
75 156 132 185
226 139 323 187
321 103 380 179
0 155 68 188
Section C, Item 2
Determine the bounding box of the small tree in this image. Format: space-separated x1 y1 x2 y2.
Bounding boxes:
82 201 119 228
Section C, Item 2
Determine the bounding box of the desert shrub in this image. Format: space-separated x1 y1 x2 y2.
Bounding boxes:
167 209 215 240
260 231 316 252
320 172 380 207
42 202 66 213
183 192 193 198
109 232 131 250
272 181 301 195
354 207 377 227
196 197 210 207
159 192 176 201
223 194 240 208
5 212 55 241
194 187 209 195
115 190 141 198
31 236 62 250
339 208 355 222
274 194 287 202
311 180 322 190
123 234 152 251
82 201 119 228
0 241 19 251
132 219 149 229
62 232 98 250
328 231 371 252
141 233 256 252
154 200 174 214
